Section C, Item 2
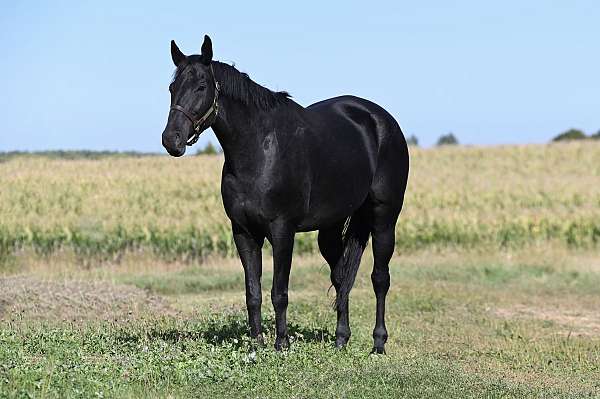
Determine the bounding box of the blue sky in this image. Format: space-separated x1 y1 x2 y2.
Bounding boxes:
0 1 598 151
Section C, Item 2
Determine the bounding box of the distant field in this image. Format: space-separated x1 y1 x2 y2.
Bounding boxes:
1 142 600 264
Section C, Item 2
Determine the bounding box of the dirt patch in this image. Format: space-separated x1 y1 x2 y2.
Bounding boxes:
493 304 600 336
0 276 175 321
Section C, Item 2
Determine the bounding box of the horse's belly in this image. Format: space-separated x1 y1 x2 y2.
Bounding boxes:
296 201 362 232
296 159 374 231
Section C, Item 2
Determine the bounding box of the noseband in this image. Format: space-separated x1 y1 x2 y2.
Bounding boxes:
170 64 220 146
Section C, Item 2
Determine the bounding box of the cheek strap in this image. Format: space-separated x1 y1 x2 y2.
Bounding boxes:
169 64 220 146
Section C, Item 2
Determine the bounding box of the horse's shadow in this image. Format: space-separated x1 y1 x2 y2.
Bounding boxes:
128 314 334 349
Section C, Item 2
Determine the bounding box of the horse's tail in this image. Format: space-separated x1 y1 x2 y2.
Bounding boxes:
333 211 371 311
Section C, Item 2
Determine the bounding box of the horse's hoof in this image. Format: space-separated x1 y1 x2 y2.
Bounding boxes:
274 335 290 351
370 346 386 355
251 334 266 349
335 336 349 349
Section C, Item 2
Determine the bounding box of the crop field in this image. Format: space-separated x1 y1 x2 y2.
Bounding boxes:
1 142 600 397
1 141 600 264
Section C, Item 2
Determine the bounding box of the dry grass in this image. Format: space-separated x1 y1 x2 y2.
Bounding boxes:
0 276 174 321
493 305 600 337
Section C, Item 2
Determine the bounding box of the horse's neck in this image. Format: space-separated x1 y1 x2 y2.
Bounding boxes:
212 96 282 175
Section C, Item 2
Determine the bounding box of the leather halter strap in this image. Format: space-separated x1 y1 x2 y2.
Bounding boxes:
169 64 220 146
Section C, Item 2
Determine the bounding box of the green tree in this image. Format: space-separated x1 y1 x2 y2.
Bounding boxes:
436 133 458 146
591 130 600 140
406 135 419 147
195 142 219 155
552 128 587 142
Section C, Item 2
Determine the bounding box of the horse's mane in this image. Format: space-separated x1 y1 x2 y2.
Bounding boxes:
211 61 291 111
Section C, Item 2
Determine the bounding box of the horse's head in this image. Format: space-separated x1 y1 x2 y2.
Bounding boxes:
162 35 218 157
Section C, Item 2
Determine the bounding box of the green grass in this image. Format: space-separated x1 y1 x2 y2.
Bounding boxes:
119 267 248 295
2 250 599 398
2 317 591 399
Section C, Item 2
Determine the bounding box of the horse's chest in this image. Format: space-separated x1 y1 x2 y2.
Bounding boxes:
221 176 256 219
221 173 300 225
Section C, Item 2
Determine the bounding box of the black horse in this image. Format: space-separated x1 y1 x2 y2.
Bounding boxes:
162 36 409 354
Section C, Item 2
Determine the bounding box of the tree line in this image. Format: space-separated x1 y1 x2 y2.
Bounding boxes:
406 133 458 147
551 128 600 142
0 150 160 162
406 128 600 147
2 127 598 160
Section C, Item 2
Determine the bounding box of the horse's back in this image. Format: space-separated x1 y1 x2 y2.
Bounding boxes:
307 95 409 186
308 95 406 153
295 95 409 230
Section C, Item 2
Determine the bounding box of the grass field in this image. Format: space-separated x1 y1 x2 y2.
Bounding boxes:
1 249 599 397
1 143 600 397
1 142 600 264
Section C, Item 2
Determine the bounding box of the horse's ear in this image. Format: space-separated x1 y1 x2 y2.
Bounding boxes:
171 40 186 67
200 35 213 65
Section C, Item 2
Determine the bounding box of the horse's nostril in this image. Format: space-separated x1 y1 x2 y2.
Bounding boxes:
162 130 185 153
174 132 184 147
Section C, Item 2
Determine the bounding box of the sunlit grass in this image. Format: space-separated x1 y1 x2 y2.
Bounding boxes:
1 142 600 265
2 143 600 396
1 249 599 397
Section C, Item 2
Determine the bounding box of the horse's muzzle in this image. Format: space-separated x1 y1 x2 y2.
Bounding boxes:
162 130 186 157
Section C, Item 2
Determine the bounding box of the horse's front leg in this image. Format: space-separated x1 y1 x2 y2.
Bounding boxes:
233 224 265 346
269 222 295 351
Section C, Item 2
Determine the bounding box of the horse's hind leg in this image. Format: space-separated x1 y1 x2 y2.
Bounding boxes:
369 200 403 354
317 222 348 346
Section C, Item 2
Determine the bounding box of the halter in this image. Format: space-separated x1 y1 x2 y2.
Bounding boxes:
169 64 220 146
